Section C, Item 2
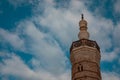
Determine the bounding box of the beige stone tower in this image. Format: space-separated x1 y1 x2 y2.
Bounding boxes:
70 14 101 80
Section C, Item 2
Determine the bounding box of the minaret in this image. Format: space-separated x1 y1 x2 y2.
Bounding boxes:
70 14 101 80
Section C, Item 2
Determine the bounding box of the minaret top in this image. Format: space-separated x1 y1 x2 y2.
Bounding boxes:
79 14 87 28
78 14 89 40
81 14 84 20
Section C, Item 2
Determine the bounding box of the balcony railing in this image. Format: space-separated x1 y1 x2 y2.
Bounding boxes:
70 39 100 52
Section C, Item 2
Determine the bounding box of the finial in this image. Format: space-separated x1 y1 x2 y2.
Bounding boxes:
78 14 89 40
81 14 84 20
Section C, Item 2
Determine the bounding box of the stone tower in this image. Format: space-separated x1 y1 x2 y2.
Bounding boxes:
70 14 101 80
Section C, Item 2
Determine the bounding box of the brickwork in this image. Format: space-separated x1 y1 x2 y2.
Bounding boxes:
70 41 101 80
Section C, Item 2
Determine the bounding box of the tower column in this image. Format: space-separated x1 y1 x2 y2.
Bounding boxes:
70 14 101 80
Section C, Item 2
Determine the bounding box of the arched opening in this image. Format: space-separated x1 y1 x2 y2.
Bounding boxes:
78 66 80 71
78 64 83 72
81 65 83 71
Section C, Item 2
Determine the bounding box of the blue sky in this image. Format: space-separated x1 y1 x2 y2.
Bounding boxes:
0 0 120 80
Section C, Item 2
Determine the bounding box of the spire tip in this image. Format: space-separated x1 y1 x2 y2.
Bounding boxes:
81 14 84 20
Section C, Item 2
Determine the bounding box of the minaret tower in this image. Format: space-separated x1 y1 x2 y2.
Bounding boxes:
70 14 101 80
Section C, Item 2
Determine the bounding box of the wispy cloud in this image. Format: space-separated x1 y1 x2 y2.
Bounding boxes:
114 0 120 14
102 72 120 80
0 54 37 80
16 20 68 74
0 52 71 80
101 48 120 62
0 28 25 51
8 0 29 7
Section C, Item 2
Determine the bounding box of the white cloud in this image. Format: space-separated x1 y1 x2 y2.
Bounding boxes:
16 20 68 74
34 0 115 53
0 28 25 51
101 48 120 62
8 0 41 8
113 22 120 47
114 0 120 14
103 22 120 63
102 72 120 80
0 53 71 80
36 0 88 48
8 0 27 7
84 15 114 51
0 54 38 80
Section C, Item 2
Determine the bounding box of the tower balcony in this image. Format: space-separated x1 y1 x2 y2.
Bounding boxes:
70 39 100 53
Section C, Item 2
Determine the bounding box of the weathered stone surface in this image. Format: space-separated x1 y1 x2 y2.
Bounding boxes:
70 44 101 80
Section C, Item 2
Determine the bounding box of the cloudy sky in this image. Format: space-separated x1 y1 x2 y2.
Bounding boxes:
0 0 120 80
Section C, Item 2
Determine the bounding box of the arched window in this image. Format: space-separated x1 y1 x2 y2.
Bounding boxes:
78 66 80 71
81 65 83 71
78 64 83 72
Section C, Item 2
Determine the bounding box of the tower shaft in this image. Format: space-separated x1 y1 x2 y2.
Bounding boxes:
70 14 101 80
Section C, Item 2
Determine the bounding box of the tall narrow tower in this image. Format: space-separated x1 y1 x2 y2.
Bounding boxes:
70 14 101 80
